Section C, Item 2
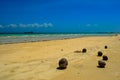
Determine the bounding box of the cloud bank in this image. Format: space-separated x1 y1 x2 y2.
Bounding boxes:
0 23 53 28
85 24 98 27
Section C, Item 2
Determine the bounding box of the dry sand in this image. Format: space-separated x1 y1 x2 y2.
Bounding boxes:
0 35 120 80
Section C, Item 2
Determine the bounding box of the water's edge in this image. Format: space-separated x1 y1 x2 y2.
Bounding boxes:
0 33 118 44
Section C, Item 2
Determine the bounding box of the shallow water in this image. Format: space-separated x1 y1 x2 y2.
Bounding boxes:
0 33 116 44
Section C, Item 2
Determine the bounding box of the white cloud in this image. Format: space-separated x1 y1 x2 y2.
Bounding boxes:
33 23 42 28
94 24 98 27
43 23 49 28
18 23 53 28
7 24 17 28
47 23 53 27
86 24 91 27
3 23 54 28
0 25 3 28
85 24 98 27
19 24 26 27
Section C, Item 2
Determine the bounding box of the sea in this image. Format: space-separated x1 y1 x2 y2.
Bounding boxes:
0 33 118 44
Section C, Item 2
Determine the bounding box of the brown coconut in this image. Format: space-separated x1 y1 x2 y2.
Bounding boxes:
58 58 68 69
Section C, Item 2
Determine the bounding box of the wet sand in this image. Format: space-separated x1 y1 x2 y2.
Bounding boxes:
0 35 120 80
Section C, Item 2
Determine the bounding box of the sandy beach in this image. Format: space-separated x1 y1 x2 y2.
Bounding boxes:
0 35 120 80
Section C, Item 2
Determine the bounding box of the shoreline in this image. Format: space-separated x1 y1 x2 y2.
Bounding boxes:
0 34 118 45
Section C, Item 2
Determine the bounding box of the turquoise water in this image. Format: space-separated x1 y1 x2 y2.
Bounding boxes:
0 33 117 44
0 33 116 37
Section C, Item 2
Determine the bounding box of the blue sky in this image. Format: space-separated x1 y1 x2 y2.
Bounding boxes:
0 0 120 33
